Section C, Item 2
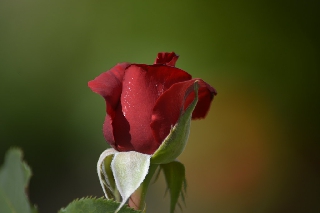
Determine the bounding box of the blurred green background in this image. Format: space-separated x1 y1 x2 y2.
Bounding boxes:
1 0 319 212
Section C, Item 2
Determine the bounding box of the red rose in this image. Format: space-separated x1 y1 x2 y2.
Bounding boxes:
88 52 217 155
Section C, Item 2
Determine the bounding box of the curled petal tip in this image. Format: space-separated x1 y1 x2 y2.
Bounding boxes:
154 52 179 67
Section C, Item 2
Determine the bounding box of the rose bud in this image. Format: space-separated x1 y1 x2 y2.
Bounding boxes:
88 52 216 163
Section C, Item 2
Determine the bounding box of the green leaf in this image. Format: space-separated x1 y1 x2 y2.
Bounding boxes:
0 148 37 213
111 152 151 213
59 197 141 213
151 82 199 164
161 161 187 213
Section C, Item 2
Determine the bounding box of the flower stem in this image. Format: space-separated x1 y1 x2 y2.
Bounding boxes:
128 163 159 211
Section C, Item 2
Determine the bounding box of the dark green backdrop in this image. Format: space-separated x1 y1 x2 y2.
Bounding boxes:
1 1 319 212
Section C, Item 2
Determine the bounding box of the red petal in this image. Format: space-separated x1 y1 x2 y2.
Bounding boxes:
154 52 179 67
88 63 130 149
151 79 198 146
184 79 217 119
110 101 134 151
117 64 191 154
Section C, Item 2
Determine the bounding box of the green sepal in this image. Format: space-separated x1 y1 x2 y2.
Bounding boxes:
151 82 199 164
128 163 158 212
103 153 118 201
0 148 38 213
59 197 142 213
97 148 118 200
161 161 187 213
111 151 151 213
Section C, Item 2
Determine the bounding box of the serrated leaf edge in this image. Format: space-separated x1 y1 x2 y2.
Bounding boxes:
59 196 142 213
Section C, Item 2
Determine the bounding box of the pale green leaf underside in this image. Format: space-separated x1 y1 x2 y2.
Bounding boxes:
112 152 151 213
151 82 199 164
0 148 37 213
59 197 141 213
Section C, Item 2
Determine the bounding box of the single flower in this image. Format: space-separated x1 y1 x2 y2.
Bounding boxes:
88 52 217 155
89 52 217 212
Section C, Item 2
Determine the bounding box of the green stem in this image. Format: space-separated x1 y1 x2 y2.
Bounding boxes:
128 164 159 212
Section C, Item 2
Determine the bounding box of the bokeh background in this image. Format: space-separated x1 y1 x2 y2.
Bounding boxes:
1 0 319 212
